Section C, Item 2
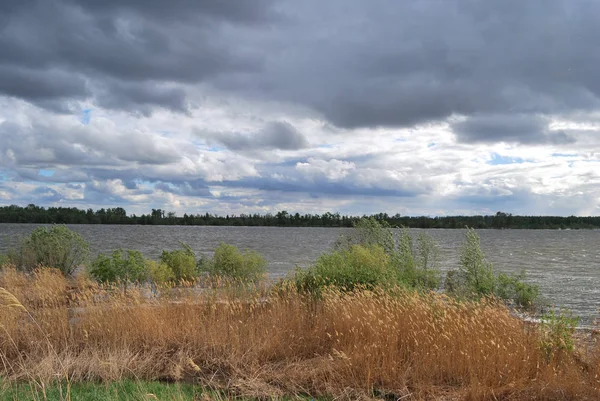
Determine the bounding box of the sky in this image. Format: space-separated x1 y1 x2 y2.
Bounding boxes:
1 0 600 217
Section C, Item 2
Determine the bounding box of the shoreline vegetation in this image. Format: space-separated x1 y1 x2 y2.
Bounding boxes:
0 219 598 400
3 204 600 229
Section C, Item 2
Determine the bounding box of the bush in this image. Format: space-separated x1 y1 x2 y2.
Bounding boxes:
414 231 442 289
445 228 494 297
334 217 395 254
335 218 441 291
294 245 396 294
392 227 415 281
199 243 266 283
457 228 496 296
146 260 176 286
88 249 148 286
391 228 441 290
13 225 89 275
496 271 540 309
446 228 539 308
539 308 578 361
0 253 8 268
160 244 197 282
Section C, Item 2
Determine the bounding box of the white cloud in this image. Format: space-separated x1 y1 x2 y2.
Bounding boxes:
295 158 356 181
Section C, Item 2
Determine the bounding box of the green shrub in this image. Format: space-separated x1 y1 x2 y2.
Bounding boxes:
458 228 496 296
88 249 148 285
334 218 441 291
446 228 539 308
446 228 494 297
411 231 442 289
0 253 7 268
160 244 197 282
390 228 440 290
444 270 463 294
496 271 540 309
199 243 266 283
539 308 578 361
294 245 396 293
13 225 89 275
146 260 176 285
393 227 415 281
334 217 395 254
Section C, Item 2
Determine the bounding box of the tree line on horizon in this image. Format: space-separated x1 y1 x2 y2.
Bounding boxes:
0 204 598 229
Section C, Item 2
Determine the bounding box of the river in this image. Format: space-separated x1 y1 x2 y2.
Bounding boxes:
1 224 599 323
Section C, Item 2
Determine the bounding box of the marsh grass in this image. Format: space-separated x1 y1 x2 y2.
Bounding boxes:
0 268 599 400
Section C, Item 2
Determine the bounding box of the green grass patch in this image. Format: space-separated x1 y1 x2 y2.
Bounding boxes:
0 380 324 400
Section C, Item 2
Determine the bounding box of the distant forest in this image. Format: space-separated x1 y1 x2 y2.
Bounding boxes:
0 204 599 229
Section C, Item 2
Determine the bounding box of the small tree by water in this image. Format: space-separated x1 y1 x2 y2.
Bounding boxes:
445 228 539 309
299 217 442 293
198 243 266 283
10 225 89 276
88 249 148 292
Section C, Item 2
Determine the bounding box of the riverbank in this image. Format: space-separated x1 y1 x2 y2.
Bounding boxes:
1 269 599 400
3 204 600 229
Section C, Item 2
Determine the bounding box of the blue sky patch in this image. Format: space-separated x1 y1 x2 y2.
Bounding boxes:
427 142 435 148
38 169 55 177
207 146 226 152
487 153 526 165
81 109 91 125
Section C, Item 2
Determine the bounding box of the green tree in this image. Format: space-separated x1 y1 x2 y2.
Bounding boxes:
334 217 395 254
199 243 266 283
294 245 396 294
88 249 148 292
446 228 539 308
14 225 89 275
145 260 176 286
458 228 495 296
160 244 197 282
387 228 441 290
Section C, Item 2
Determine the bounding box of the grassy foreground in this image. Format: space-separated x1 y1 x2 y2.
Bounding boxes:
0 380 321 401
1 268 600 400
0 380 199 401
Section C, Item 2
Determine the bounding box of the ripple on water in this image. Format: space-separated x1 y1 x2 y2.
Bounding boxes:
1 225 600 322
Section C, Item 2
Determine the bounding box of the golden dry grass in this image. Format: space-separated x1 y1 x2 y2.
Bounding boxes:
1 268 600 400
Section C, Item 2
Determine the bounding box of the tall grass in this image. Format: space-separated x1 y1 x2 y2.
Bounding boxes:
0 269 599 400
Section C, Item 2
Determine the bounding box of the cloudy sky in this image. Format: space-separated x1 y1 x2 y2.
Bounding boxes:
1 0 599 216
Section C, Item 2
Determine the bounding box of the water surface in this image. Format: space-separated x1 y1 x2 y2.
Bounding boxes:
1 224 598 323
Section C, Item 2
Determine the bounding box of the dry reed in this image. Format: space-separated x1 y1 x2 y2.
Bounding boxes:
1 268 599 400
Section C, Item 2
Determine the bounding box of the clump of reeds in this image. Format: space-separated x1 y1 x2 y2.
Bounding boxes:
0 269 599 400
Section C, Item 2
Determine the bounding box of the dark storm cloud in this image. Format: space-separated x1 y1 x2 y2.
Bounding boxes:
0 0 270 113
215 121 309 151
94 80 189 114
221 175 420 198
67 0 276 23
210 0 600 139
3 0 600 143
0 66 89 102
0 117 182 185
452 114 576 144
